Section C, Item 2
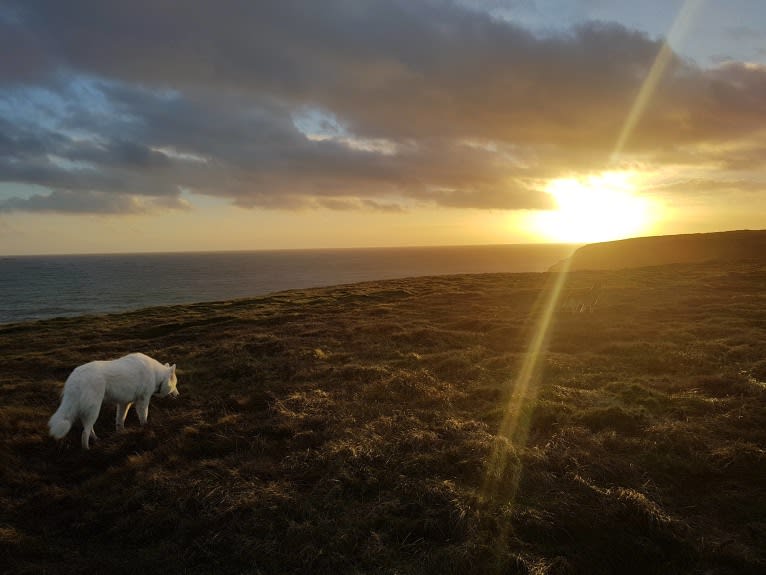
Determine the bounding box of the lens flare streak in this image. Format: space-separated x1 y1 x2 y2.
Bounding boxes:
481 257 572 503
610 0 703 164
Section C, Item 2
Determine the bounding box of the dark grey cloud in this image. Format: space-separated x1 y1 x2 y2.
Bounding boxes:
0 189 189 214
3 77 553 212
0 109 184 199
1 0 765 214
0 16 53 85
1 1 675 143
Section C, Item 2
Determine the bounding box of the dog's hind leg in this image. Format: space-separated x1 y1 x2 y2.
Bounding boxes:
115 403 131 431
81 411 99 450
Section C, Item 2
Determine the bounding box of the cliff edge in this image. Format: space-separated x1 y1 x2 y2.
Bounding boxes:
549 229 766 271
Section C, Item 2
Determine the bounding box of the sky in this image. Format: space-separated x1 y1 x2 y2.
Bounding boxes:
1 0 765 255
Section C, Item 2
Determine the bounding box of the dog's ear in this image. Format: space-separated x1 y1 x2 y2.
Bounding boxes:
164 362 170 367
170 364 176 374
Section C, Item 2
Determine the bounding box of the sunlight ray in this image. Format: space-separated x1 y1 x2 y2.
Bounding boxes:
610 0 703 164
482 1 704 507
481 257 572 503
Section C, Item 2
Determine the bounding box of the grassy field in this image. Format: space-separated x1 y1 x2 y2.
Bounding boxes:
1 259 765 574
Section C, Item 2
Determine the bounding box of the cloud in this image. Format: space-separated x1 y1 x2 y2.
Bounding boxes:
651 178 766 198
315 198 406 212
0 189 190 214
1 0 765 215
2 78 553 212
0 16 53 85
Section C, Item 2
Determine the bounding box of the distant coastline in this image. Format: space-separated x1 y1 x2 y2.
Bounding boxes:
0 243 576 324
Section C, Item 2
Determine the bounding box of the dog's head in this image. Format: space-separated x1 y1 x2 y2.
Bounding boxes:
159 363 180 398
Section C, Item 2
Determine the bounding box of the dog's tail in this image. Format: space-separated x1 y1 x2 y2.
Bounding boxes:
48 393 76 439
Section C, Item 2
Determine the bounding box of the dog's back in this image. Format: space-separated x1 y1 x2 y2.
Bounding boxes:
100 353 154 402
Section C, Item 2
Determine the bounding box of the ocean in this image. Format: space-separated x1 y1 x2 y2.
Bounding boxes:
0 244 575 324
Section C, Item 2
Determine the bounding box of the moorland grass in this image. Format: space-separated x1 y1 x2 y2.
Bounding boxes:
1 260 765 574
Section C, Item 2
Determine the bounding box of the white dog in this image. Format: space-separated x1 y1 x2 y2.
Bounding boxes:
48 352 179 449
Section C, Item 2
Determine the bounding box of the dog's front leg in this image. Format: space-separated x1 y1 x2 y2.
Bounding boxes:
116 403 131 431
135 400 149 426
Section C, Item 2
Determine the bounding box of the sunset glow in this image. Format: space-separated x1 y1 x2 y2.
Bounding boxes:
1 1 766 255
531 173 654 243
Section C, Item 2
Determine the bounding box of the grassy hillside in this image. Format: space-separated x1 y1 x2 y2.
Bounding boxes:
1 260 765 574
551 229 766 271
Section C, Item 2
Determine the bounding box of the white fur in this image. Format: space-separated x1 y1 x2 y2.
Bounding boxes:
48 352 179 449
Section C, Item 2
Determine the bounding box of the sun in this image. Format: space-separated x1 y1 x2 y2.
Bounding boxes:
530 172 652 243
